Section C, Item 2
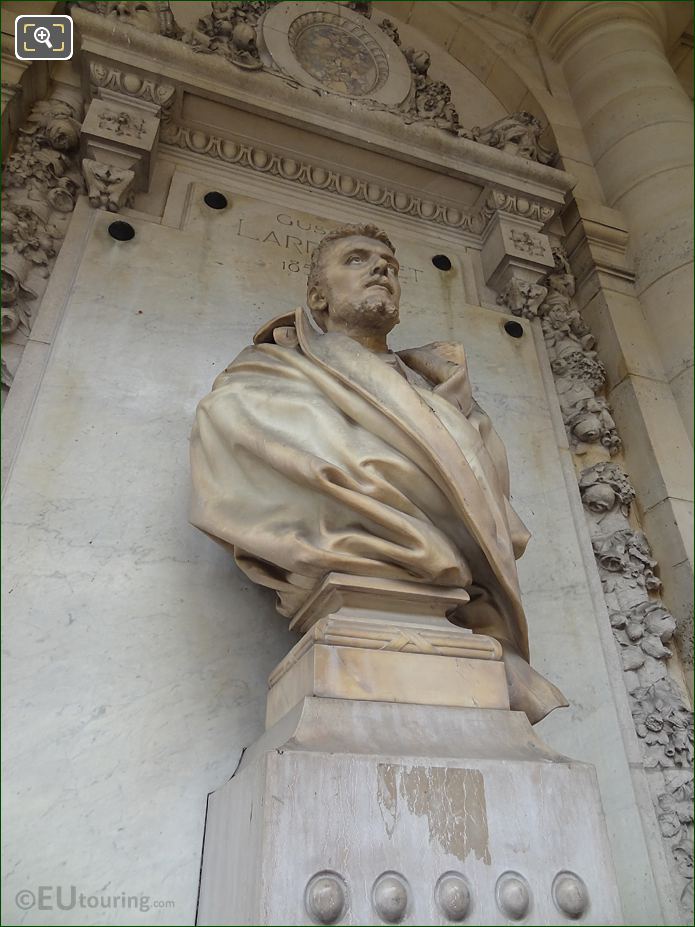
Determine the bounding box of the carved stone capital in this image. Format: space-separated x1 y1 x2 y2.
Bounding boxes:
82 158 135 212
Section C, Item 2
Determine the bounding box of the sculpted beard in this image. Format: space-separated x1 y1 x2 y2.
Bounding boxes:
332 292 400 334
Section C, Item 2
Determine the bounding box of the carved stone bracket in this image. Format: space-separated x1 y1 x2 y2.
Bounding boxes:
82 158 135 212
81 93 160 196
480 202 554 299
80 64 168 210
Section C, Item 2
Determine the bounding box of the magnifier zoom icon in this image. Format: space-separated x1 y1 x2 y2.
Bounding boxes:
33 26 53 48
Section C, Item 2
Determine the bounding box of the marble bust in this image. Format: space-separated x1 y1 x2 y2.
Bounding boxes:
190 224 566 723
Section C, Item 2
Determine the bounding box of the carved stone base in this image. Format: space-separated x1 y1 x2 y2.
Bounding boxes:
267 572 504 727
288 572 470 634
267 616 507 728
197 698 623 925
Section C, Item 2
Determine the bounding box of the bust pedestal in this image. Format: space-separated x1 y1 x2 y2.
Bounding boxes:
197 576 623 925
267 573 508 728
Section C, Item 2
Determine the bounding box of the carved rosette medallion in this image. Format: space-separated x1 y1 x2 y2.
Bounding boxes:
261 1 411 106
289 14 384 96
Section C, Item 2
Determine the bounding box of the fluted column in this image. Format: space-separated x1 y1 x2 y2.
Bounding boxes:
537 1 693 442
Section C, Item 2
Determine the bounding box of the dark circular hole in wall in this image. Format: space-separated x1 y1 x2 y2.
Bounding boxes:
204 191 229 210
108 221 135 241
504 320 524 339
431 254 452 271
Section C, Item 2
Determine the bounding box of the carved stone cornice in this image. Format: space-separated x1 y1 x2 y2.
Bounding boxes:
74 3 559 164
88 62 176 119
160 122 562 239
159 121 462 226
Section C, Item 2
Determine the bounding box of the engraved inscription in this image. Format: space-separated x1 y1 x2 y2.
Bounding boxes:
236 213 423 284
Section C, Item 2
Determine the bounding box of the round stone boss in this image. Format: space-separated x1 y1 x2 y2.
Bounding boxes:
435 871 472 921
495 871 532 920
304 871 348 924
261 1 411 106
371 871 410 923
552 871 590 919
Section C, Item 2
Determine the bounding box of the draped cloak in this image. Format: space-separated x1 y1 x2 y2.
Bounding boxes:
190 307 567 723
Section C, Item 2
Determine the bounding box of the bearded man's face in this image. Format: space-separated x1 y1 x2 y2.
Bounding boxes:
309 235 401 339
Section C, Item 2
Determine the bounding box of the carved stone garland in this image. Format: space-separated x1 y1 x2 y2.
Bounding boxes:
503 247 621 455
581 464 693 915
181 0 269 70
500 249 693 916
1 96 84 400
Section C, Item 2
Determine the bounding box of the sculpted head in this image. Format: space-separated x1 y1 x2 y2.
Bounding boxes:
102 1 179 36
307 225 401 344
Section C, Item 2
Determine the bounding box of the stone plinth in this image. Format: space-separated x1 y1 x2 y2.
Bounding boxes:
267 573 507 728
200 574 622 924
197 697 623 925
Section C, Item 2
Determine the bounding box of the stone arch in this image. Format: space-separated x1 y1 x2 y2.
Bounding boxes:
373 0 559 151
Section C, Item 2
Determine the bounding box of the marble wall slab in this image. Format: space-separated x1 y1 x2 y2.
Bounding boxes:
1 187 657 923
